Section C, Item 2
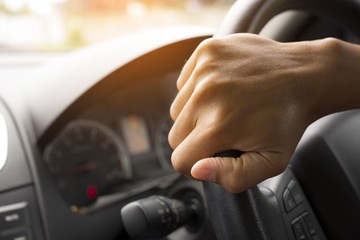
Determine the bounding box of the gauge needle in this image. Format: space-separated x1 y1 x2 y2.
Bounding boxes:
61 162 97 175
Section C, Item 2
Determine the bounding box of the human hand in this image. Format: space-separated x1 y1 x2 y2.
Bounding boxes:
169 34 340 193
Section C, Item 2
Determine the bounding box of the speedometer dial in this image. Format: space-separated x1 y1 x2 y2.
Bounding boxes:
43 119 131 208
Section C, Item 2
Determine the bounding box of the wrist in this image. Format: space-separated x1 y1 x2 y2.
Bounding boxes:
297 38 360 124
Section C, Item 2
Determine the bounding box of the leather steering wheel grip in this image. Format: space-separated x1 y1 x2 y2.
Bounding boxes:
203 0 360 240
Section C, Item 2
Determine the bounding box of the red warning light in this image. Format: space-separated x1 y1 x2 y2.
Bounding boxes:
86 185 98 199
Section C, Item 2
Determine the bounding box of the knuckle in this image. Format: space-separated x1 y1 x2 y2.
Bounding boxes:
169 103 178 121
195 75 212 92
322 37 342 49
167 127 178 150
171 157 181 171
317 37 343 58
195 60 220 77
196 38 222 57
171 153 187 174
193 75 218 99
197 38 213 50
176 76 183 90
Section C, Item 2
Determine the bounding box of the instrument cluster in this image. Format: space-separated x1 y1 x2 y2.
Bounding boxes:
42 72 178 211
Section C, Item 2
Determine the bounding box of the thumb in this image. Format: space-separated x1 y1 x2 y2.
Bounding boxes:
190 152 287 193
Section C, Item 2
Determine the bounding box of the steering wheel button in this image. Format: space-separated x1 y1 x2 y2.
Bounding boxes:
292 218 309 240
288 180 304 205
302 212 316 235
283 189 296 212
310 235 320 240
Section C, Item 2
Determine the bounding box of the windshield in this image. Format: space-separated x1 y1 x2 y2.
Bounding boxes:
0 0 235 51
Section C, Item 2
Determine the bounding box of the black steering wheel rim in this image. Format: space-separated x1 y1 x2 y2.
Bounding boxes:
215 0 360 37
203 0 360 239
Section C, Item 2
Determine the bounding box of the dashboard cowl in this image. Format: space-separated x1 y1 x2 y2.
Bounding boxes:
22 26 213 140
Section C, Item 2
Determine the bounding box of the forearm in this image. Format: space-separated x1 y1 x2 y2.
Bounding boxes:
305 38 360 122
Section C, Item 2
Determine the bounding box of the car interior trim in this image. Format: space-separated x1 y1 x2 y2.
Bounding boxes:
0 112 7 172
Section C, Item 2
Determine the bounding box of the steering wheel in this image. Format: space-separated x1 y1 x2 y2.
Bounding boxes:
203 0 360 240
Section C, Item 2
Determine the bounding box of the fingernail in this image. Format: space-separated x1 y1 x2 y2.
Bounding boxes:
191 161 216 182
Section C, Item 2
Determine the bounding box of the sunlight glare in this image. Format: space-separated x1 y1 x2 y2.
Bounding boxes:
126 2 147 20
3 0 26 13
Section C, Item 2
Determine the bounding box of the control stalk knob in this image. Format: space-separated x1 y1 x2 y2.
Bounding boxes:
121 196 193 238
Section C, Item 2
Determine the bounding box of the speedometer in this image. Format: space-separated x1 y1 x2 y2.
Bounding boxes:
43 119 131 209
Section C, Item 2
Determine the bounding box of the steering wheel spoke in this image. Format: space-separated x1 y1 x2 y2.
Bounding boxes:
204 182 287 240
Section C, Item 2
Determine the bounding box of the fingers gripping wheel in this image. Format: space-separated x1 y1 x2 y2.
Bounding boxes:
203 151 287 240
204 0 360 240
